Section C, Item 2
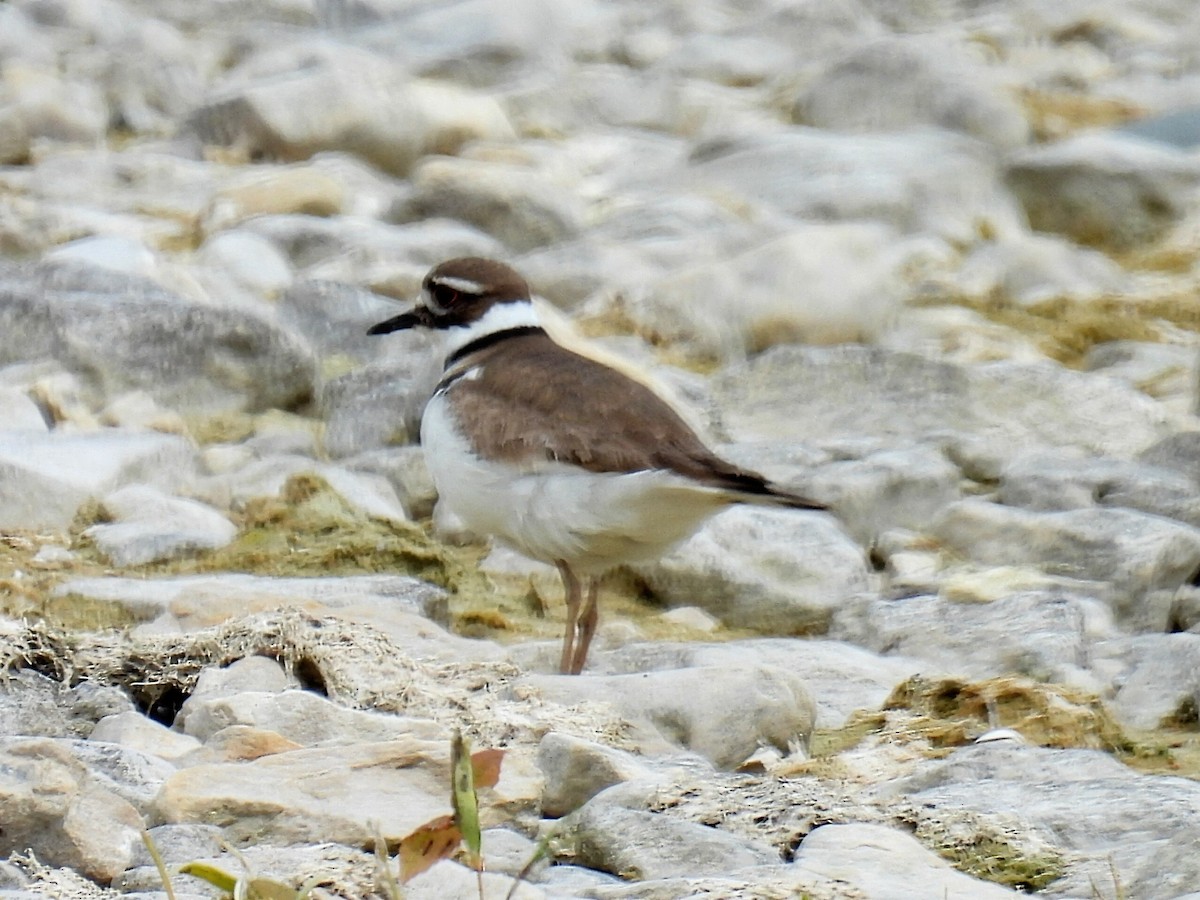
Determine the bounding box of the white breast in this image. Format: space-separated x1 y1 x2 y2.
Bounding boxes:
420 390 730 573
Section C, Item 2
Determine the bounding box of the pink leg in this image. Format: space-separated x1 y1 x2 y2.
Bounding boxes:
556 561 582 675
569 578 601 675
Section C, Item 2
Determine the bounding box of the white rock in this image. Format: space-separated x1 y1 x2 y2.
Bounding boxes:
155 737 455 845
196 231 293 298
796 34 1030 150
632 225 910 359
593 638 933 731
90 711 203 763
44 235 161 280
933 499 1200 629
86 484 237 566
0 430 199 530
515 665 815 769
710 346 1176 462
403 156 585 253
687 128 1025 243
189 46 513 175
180 689 446 746
792 822 1020 899
635 506 869 635
54 573 449 631
1093 633 1200 731
953 233 1130 306
0 388 47 433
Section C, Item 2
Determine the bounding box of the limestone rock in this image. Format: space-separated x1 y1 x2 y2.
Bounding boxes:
515 665 815 769
0 430 199 531
1006 132 1200 251
0 262 316 415
189 47 513 175
555 801 778 881
0 738 143 883
402 156 586 253
538 732 655 818
686 129 1024 243
709 346 1174 461
795 35 1030 150
53 574 449 630
635 506 870 635
86 484 237 566
155 737 453 844
932 500 1200 628
792 822 1021 899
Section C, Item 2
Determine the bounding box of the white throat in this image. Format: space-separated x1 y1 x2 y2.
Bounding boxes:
442 299 542 356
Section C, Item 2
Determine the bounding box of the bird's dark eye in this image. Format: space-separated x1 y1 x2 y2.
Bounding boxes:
430 283 460 310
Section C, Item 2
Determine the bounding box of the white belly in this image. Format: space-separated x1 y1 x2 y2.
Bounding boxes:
421 393 728 573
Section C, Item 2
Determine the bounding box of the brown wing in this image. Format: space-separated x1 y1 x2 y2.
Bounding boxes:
447 332 822 508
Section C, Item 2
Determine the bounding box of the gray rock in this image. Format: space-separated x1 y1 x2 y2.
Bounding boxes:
709 346 1174 461
885 745 1200 899
400 156 586 253
0 262 316 415
0 672 133 740
792 822 1020 899
277 280 404 364
1085 340 1199 407
0 737 142 882
240 215 504 284
606 639 930 730
538 732 656 818
803 445 963 546
54 573 449 630
126 823 224 869
630 225 911 359
555 801 778 881
180 688 446 746
831 590 1105 686
1120 105 1200 149
635 507 869 636
795 35 1030 150
933 499 1200 628
40 738 175 814
0 429 199 531
188 46 512 175
686 129 1024 243
515 665 815 769
1005 132 1200 251
1138 431 1200 486
321 355 439 458
999 449 1200 527
1092 633 1200 730
85 484 237 566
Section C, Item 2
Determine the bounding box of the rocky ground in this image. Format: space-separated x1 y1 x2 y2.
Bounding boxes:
2 0 1200 898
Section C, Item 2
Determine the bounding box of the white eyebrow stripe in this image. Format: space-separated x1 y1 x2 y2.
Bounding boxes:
431 276 485 293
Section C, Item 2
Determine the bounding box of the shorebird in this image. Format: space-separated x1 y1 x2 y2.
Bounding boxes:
369 257 824 674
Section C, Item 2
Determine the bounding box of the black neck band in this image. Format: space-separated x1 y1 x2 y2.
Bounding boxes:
445 325 546 368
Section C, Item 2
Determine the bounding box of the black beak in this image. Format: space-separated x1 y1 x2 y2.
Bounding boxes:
367 306 434 335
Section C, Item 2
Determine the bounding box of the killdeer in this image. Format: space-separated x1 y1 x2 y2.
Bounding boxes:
369 258 825 675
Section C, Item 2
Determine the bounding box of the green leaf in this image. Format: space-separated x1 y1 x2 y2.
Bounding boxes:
179 862 239 893
451 731 483 872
